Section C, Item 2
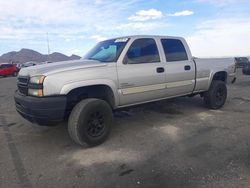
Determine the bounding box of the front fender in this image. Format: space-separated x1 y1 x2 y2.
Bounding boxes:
60 79 119 108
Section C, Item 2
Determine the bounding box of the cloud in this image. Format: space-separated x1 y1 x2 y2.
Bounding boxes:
90 35 107 42
94 0 104 4
0 0 141 38
195 0 247 6
168 10 194 17
128 9 163 21
0 0 80 24
186 18 250 57
0 0 141 54
115 22 168 32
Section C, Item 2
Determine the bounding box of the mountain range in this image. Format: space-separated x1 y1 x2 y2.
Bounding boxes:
0 49 81 63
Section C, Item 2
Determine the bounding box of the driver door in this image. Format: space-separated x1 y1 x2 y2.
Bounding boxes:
117 38 166 106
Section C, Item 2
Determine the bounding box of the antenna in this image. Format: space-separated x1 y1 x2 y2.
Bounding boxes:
46 32 50 61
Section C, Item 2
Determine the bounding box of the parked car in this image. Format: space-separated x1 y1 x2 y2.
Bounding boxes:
0 63 18 77
235 57 249 68
15 35 237 146
35 61 53 66
15 63 23 72
22 61 38 67
242 63 250 75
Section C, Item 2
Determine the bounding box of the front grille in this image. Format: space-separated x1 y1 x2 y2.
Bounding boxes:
17 76 29 95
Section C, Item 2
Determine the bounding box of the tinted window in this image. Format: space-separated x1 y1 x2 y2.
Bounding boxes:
84 38 129 62
124 38 160 64
91 45 117 61
1 64 9 68
161 39 188 62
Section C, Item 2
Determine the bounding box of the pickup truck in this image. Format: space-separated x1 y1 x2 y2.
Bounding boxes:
15 35 236 146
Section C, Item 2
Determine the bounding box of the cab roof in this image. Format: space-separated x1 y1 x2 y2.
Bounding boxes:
107 35 185 41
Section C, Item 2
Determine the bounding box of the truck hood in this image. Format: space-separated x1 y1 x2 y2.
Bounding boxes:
19 59 107 77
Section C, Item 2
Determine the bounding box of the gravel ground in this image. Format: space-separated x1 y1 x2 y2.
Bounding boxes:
0 69 250 188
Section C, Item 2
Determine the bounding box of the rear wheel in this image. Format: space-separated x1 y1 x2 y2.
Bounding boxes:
68 98 113 146
203 80 227 109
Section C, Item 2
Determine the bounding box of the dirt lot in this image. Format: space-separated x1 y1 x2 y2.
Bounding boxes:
0 70 250 188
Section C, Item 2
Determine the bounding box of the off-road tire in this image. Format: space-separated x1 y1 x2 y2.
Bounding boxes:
68 98 113 147
203 80 227 109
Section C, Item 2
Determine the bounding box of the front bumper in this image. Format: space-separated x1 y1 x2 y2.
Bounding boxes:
14 91 67 126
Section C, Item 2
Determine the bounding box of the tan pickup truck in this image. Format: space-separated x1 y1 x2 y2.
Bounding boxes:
15 35 236 146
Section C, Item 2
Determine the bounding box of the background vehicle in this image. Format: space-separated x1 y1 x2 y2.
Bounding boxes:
15 35 237 146
15 63 23 72
235 57 249 68
22 61 39 67
0 63 17 77
242 63 250 75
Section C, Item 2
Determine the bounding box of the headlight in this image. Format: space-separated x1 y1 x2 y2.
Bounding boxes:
28 89 44 97
28 75 46 97
29 75 46 84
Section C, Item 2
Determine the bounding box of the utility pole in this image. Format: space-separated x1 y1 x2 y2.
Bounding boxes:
46 32 50 61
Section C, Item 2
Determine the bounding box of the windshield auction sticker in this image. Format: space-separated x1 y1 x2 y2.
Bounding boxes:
115 38 129 43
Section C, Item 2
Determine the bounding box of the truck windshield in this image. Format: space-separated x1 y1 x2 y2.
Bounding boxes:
84 38 129 62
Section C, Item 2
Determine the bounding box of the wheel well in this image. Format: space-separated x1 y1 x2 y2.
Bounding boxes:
65 85 115 116
213 71 227 82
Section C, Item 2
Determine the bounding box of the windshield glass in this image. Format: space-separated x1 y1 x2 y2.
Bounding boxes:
84 38 129 62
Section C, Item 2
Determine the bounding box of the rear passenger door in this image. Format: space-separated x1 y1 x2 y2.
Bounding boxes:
117 38 166 106
160 38 195 97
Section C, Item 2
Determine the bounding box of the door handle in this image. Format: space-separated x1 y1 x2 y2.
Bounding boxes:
184 65 191 71
156 67 165 73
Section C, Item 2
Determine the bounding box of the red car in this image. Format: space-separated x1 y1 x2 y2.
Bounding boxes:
0 63 18 77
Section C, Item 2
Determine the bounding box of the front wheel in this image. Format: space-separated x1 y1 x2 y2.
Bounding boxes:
203 80 227 109
68 98 113 147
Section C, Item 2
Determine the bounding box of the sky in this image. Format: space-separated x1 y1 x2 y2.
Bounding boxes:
0 0 250 57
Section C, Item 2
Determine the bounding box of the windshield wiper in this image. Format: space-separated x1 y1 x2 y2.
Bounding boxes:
87 57 98 61
86 58 112 63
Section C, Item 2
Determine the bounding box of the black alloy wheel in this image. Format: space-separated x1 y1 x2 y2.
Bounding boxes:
87 111 105 137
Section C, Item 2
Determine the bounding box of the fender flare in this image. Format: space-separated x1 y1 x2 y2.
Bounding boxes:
60 79 119 107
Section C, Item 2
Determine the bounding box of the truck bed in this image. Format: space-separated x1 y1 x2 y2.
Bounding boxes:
194 58 236 92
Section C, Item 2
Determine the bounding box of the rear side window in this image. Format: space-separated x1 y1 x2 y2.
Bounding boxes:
161 39 188 62
124 38 160 64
